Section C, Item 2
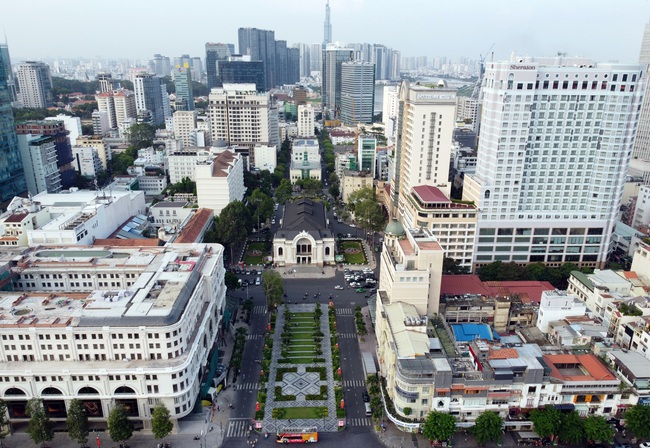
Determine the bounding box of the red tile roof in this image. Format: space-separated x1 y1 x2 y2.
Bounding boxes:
3 213 29 223
544 354 615 382
212 151 236 177
93 238 160 247
441 275 491 297
440 276 554 304
488 348 519 359
412 185 451 203
175 208 214 244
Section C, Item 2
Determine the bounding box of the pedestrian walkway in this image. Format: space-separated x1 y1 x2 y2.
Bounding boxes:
348 417 372 426
253 305 267 314
336 308 354 315
246 334 265 340
235 382 261 391
226 418 253 438
342 379 365 387
337 332 357 338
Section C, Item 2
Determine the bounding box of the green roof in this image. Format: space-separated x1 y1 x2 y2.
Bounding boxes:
571 270 593 291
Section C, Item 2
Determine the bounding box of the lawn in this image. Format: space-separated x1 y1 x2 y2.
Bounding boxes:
339 240 367 264
279 407 328 419
243 241 269 265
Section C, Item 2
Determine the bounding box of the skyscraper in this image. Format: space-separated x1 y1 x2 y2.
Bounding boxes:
296 43 311 78
133 73 167 125
173 64 194 111
0 49 26 200
15 61 53 108
151 54 171 77
97 73 114 94
630 22 650 183
323 0 332 48
219 56 265 92
0 43 17 103
205 43 232 89
238 28 276 90
310 43 322 72
340 61 375 125
463 56 644 270
322 44 353 117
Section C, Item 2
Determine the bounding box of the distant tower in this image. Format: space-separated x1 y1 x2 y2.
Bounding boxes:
173 64 194 111
0 41 17 103
323 1 332 48
15 61 53 108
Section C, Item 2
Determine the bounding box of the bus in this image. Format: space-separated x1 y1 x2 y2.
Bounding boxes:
276 427 318 443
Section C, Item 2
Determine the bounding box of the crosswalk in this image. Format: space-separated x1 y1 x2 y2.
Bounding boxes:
337 333 357 339
342 379 366 388
348 417 372 427
246 334 265 340
336 308 354 315
226 419 252 437
234 382 260 391
253 305 267 314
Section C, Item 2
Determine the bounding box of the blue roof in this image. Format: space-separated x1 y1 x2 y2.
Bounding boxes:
451 323 498 342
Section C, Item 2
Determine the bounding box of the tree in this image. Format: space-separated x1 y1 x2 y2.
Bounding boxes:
558 410 585 445
107 404 134 444
248 189 274 228
472 411 503 446
584 415 614 444
625 404 650 440
166 177 196 196
443 257 469 275
0 399 8 446
25 398 53 447
346 187 375 211
530 406 563 440
225 271 239 290
354 199 387 235
275 179 293 204
261 270 284 311
125 123 156 149
329 183 340 198
422 411 456 444
66 399 89 447
151 403 174 443
214 201 252 262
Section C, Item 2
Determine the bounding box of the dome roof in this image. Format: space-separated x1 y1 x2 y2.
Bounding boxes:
385 218 405 237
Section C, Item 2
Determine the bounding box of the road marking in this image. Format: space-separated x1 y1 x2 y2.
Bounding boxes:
246 334 264 340
253 306 267 314
226 419 251 437
348 417 372 426
338 333 357 338
336 308 354 315
342 380 366 387
235 383 260 390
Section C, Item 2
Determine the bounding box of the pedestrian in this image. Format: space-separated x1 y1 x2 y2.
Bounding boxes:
217 405 220 411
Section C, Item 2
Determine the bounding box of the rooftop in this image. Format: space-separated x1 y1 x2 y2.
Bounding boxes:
175 208 214 244
544 353 616 382
412 185 451 204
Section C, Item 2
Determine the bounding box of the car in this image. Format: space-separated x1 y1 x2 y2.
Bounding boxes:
350 282 361 288
638 443 650 448
334 285 344 290
257 270 262 275
350 224 356 227
271 219 276 224
255 277 261 286
346 233 352 238
362 391 370 402
355 288 366 293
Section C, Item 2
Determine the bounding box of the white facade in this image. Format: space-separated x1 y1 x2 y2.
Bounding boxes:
167 147 213 184
17 134 61 195
297 104 315 137
340 61 375 125
290 139 322 184
633 185 650 229
137 175 167 195
464 57 644 269
456 96 480 132
96 93 117 129
253 145 277 172
195 150 245 215
0 243 226 429
392 80 456 218
173 110 198 147
150 201 194 228
207 84 272 154
382 85 399 143
75 136 111 170
15 61 53 108
72 146 103 178
92 110 110 137
536 290 587 333
113 90 137 130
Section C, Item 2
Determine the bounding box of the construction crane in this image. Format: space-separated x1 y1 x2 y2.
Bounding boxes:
472 43 495 100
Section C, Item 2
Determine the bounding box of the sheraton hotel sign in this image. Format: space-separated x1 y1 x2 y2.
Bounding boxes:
510 64 536 70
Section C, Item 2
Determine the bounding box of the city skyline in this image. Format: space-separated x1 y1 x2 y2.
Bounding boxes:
3 0 650 64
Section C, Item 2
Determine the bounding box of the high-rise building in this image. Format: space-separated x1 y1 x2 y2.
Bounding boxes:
297 104 315 137
287 47 300 85
15 61 53 108
151 54 171 77
133 73 167 125
391 80 456 216
322 44 353 117
463 56 644 270
173 64 194 111
205 43 232 89
0 43 17 103
15 120 76 190
173 110 198 147
0 50 26 201
112 90 137 128
207 84 274 160
357 135 376 173
631 22 650 183
340 61 375 125
17 134 62 195
96 92 117 129
382 85 399 142
218 56 264 92
92 110 110 137
323 0 332 47
97 73 114 94
310 43 322 72
191 57 203 84
238 28 276 90
296 43 311 78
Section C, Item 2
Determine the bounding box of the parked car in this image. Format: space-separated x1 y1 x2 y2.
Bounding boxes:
355 288 366 293
255 277 261 286
334 285 344 290
350 282 361 288
362 391 370 402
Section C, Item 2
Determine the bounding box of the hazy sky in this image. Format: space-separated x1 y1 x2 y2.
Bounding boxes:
4 0 650 64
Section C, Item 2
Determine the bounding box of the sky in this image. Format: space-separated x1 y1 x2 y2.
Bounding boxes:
4 0 650 64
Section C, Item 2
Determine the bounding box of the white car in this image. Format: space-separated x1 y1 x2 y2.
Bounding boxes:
640 443 650 448
350 224 356 227
334 285 344 290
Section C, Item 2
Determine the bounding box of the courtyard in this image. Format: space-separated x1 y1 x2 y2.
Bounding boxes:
338 240 367 264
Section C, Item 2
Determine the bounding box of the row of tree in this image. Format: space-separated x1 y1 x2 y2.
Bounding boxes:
321 132 335 173
422 410 504 445
477 260 594 289
12 398 173 447
346 187 387 236
529 406 613 445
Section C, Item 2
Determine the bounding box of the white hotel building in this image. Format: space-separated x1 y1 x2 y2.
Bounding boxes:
0 243 226 430
464 56 644 270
